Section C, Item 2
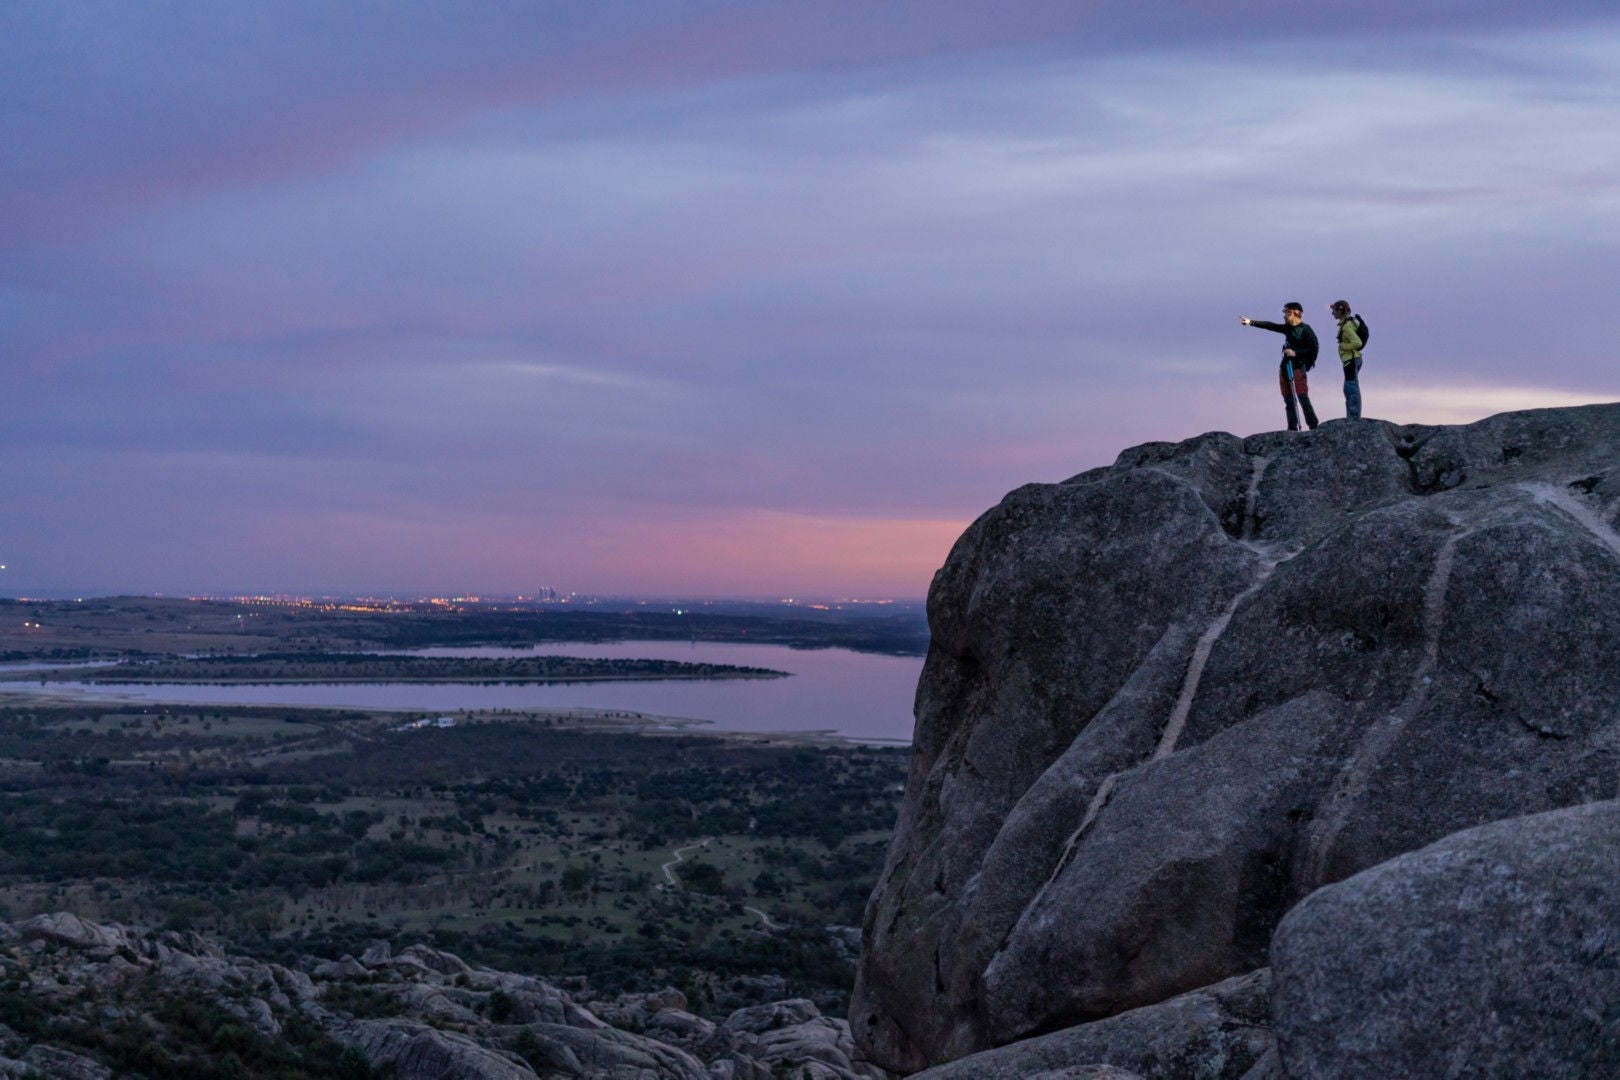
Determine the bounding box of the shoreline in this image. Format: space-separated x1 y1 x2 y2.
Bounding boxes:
0 688 911 749
0 671 790 687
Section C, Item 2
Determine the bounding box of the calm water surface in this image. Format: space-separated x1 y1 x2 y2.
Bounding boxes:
6 642 924 743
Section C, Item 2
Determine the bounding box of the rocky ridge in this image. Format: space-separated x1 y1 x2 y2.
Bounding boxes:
853 405 1620 1075
0 912 883 1079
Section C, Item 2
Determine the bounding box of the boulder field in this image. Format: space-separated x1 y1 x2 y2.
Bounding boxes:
0 913 885 1079
852 405 1620 1075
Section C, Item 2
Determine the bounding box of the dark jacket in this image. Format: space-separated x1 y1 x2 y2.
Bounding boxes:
1249 320 1320 370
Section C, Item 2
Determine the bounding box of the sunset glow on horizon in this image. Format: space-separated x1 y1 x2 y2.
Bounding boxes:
4 2 1618 598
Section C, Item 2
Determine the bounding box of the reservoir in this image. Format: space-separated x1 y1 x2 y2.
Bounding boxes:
3 642 925 744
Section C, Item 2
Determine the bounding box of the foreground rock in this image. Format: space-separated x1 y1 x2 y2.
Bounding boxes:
0 914 884 1079
855 404 1620 1070
1270 798 1620 1078
910 970 1271 1080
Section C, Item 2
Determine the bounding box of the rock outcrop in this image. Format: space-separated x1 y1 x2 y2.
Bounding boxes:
1270 797 1620 1077
854 405 1620 1072
0 914 883 1079
909 969 1272 1080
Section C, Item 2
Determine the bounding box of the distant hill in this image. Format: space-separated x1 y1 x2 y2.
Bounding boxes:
0 596 930 660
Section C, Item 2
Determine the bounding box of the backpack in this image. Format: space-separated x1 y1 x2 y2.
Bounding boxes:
1351 314 1369 348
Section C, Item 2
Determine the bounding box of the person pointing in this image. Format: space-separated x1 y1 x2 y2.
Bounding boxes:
1241 302 1320 431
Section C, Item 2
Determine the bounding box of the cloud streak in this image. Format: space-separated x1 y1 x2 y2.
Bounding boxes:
2 4 1618 596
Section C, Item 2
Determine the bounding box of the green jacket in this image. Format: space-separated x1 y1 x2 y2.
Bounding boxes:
1337 318 1363 365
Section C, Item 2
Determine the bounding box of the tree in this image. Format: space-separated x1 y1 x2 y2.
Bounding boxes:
560 864 595 895
682 860 724 895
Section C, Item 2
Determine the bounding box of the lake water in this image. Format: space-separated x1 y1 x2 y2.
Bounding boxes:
2 642 925 743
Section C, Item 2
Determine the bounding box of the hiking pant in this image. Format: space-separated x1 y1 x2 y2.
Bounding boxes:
1280 362 1318 431
1343 356 1364 419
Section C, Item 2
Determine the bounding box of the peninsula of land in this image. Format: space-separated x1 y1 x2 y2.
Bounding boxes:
0 652 788 685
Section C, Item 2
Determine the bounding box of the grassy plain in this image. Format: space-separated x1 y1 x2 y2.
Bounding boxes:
0 701 906 1017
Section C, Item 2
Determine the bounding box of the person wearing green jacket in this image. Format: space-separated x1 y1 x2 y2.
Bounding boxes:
1331 299 1364 419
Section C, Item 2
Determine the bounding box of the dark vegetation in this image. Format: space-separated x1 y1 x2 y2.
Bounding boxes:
362 607 928 656
0 595 930 660
0 972 373 1079
0 703 907 1018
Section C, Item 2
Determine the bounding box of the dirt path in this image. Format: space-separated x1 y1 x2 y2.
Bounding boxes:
742 905 783 930
660 838 713 886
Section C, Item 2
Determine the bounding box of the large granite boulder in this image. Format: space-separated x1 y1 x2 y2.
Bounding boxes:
854 404 1620 1071
17 912 136 957
1270 797 1620 1078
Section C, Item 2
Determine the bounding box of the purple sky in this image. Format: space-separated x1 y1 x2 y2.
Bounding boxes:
4 2 1618 599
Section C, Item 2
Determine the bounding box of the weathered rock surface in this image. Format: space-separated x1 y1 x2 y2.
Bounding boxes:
910 969 1271 1080
0 1036 115 1080
16 912 136 957
854 405 1620 1070
1270 797 1620 1078
0 913 883 1079
346 1019 537 1079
